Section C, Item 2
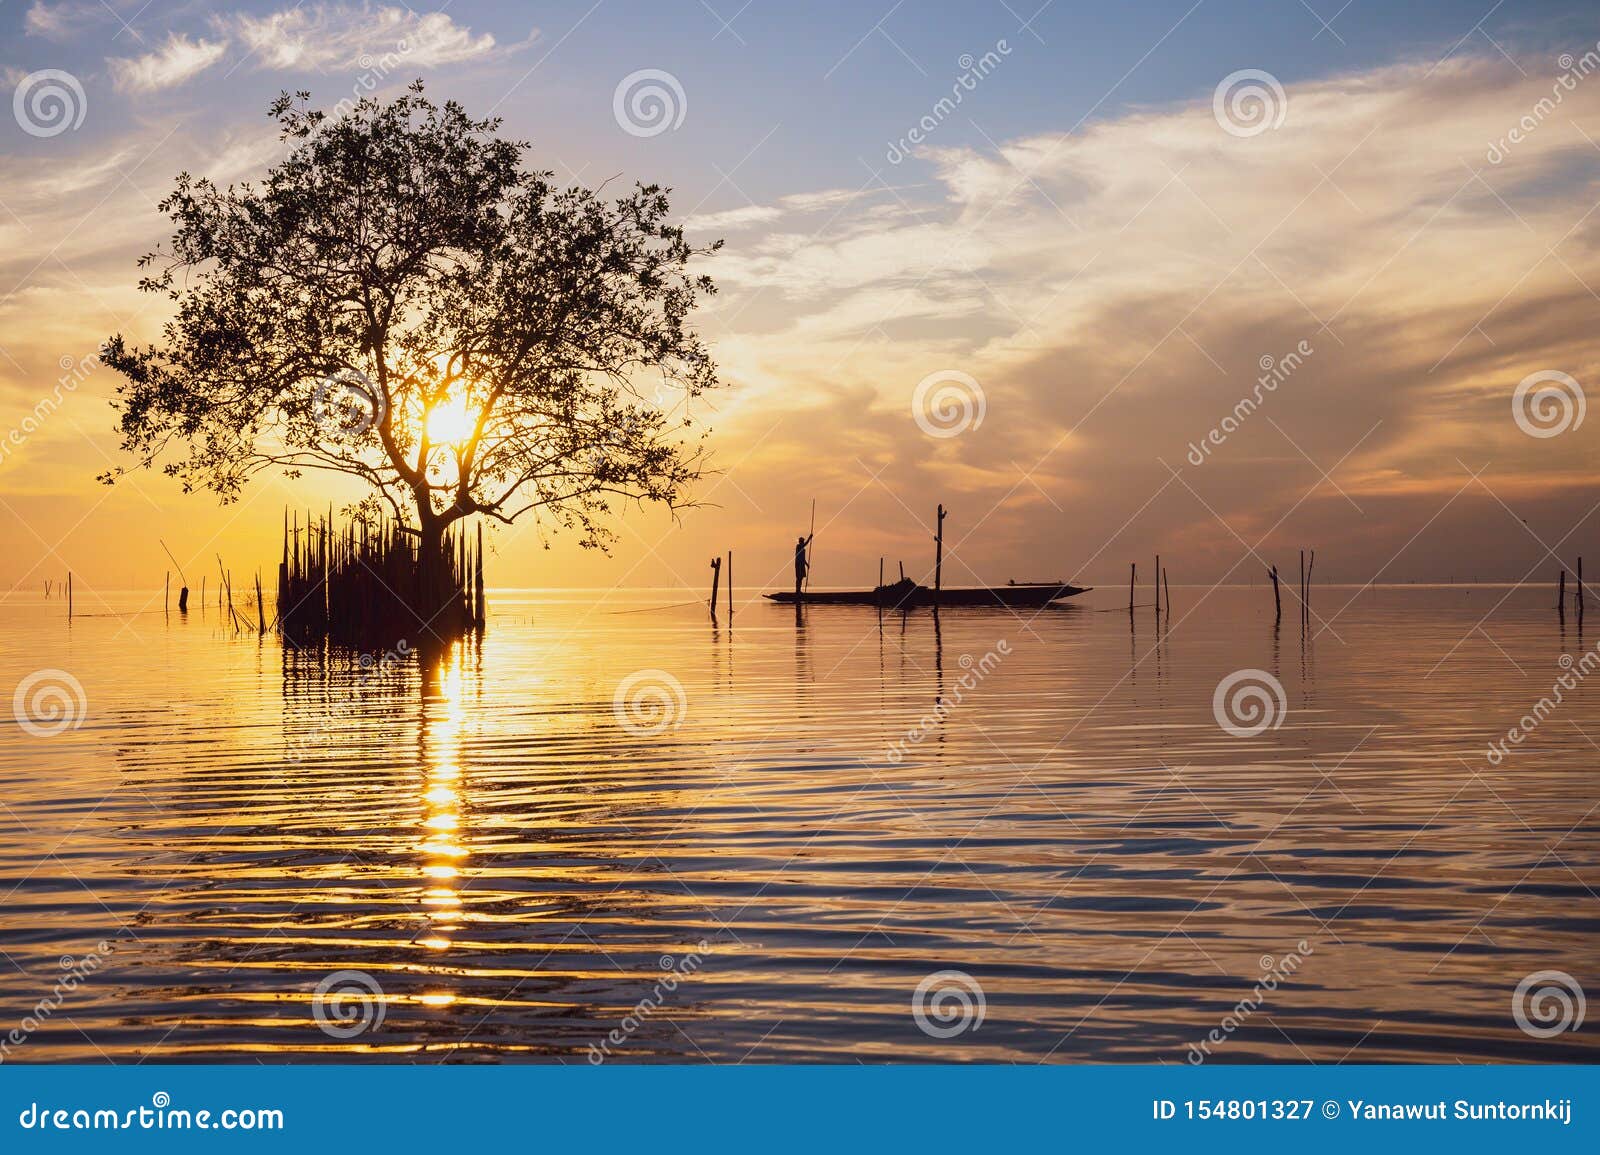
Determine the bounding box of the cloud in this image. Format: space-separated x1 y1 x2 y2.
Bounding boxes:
23 1 106 40
226 4 530 71
109 34 228 93
684 52 1600 582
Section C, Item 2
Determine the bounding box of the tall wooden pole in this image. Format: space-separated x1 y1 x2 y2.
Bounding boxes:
1306 550 1315 624
1129 562 1136 614
1154 554 1160 621
1270 564 1281 621
709 556 721 620
934 504 946 610
1299 550 1306 624
1163 567 1172 617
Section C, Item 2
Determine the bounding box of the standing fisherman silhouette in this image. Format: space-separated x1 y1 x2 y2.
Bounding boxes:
794 533 814 600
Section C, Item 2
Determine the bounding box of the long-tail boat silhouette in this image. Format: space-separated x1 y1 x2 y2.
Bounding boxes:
766 578 1088 608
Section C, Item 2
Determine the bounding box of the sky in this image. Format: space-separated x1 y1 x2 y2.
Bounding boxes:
2 0 1599 597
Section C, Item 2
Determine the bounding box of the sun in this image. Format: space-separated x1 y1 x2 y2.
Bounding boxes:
425 400 476 446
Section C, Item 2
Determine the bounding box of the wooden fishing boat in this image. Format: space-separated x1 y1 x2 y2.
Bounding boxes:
765 578 1089 608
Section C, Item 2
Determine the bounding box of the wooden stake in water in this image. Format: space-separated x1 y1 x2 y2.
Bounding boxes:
934 504 946 610
726 550 733 620
1270 564 1281 621
67 572 72 620
1163 567 1172 617
1129 562 1136 614
709 555 721 621
1154 554 1160 621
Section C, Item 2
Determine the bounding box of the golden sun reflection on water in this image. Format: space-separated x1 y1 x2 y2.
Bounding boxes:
1 587 1598 1062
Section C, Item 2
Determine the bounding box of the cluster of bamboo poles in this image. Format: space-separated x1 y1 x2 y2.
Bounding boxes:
277 510 486 643
1264 549 1315 624
1128 556 1174 619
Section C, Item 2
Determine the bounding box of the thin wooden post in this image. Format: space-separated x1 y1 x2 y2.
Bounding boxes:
934 504 946 609
67 572 72 620
1299 550 1306 624
726 550 733 620
709 556 721 620
1129 562 1136 614
1163 567 1172 617
1306 550 1315 623
256 571 266 635
1270 564 1281 621
1154 554 1160 621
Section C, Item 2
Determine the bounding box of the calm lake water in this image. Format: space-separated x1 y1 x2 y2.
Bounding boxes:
1 583 1596 1063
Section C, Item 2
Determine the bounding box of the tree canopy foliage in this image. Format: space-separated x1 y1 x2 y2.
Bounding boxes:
102 83 721 557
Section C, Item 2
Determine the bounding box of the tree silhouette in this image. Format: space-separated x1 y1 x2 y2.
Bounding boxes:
102 83 720 608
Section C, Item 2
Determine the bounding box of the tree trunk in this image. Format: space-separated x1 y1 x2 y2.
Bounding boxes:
416 514 451 637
